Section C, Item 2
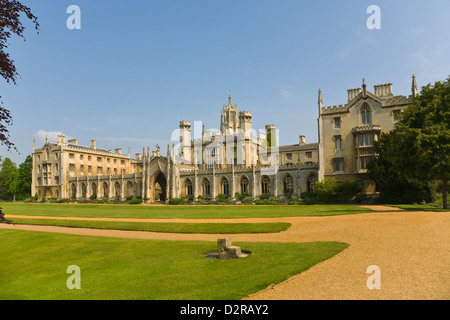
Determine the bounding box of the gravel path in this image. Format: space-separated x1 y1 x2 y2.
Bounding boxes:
1 206 448 300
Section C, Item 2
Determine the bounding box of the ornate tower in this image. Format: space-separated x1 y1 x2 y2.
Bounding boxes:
220 91 238 135
179 120 192 163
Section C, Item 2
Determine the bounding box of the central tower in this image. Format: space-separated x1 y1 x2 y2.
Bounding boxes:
220 91 238 135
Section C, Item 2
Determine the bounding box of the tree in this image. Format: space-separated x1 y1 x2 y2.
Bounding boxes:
11 154 32 200
0 156 18 200
0 0 39 150
387 77 450 208
368 132 433 204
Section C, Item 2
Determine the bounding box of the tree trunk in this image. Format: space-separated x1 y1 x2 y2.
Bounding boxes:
443 179 448 209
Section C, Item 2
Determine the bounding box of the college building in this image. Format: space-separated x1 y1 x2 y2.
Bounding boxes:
31 76 417 203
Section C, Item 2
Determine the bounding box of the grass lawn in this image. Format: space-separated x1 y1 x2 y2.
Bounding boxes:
9 218 291 234
0 229 348 300
1 203 372 219
387 204 450 212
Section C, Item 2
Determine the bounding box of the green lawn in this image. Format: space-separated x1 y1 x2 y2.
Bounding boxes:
387 204 450 212
0 229 348 300
10 218 291 234
1 203 372 219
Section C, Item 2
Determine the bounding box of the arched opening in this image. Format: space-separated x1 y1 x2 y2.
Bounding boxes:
91 182 97 199
71 183 77 199
184 178 193 197
220 177 229 196
152 171 167 202
81 183 87 199
240 176 249 195
307 174 317 192
283 174 294 197
103 182 109 199
114 182 121 198
202 178 211 197
261 175 271 195
126 181 134 198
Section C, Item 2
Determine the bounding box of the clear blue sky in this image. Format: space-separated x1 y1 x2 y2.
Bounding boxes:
1 0 450 165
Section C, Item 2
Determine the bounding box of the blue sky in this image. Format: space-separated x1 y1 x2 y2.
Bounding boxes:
1 0 450 164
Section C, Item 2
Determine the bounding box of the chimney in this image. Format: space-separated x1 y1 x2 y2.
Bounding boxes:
91 139 96 149
68 138 78 145
374 83 393 96
57 135 66 146
299 135 306 145
115 148 122 154
135 153 142 160
347 88 362 102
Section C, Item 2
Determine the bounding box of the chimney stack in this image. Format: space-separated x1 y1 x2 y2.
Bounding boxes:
91 139 96 149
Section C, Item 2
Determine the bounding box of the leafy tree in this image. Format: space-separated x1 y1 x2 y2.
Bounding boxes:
0 0 39 150
368 132 433 204
315 178 337 203
385 77 450 208
12 154 32 200
0 156 18 200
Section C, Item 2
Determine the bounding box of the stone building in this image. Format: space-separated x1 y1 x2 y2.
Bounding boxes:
31 76 417 202
32 93 318 203
317 76 417 193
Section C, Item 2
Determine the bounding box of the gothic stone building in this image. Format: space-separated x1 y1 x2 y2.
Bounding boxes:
31 76 417 202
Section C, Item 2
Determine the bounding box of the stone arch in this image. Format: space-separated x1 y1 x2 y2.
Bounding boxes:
306 173 317 193
183 178 193 197
81 183 87 199
239 175 250 195
282 173 294 197
114 181 121 198
91 182 97 199
151 171 167 202
201 177 211 197
71 183 77 199
102 182 109 199
260 175 271 195
126 181 134 198
220 176 230 196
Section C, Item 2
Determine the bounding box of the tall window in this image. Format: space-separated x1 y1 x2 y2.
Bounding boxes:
307 174 317 192
261 176 270 194
361 104 371 125
358 133 374 147
92 183 97 198
202 179 210 196
240 176 249 194
81 183 87 199
71 183 77 199
283 175 294 194
335 136 341 150
221 178 229 196
185 179 193 196
334 117 341 128
103 182 109 199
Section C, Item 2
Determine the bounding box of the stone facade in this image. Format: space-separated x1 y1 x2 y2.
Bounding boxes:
318 76 417 193
31 77 417 201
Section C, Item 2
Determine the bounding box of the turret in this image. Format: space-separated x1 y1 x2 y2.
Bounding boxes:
179 120 192 163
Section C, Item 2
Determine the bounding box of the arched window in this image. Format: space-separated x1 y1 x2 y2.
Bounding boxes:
202 178 210 196
126 181 134 198
361 104 371 125
185 179 193 196
81 183 87 199
92 182 97 198
283 174 294 194
307 174 317 192
221 177 229 196
103 182 109 199
71 183 77 199
115 182 121 198
261 176 271 194
240 176 249 194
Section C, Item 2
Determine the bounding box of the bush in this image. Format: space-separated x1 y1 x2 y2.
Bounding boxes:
169 198 186 205
23 197 33 203
127 198 143 205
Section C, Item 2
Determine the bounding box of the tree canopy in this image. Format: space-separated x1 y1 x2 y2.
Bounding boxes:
369 76 449 208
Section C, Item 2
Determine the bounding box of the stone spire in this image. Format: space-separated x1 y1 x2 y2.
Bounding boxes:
412 74 418 98
362 78 367 98
318 89 323 115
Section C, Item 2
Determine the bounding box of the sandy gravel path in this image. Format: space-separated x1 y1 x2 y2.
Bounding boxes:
1 207 449 300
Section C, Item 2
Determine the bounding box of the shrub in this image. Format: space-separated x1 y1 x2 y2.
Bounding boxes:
315 179 337 203
169 198 186 205
23 197 33 203
127 198 143 205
